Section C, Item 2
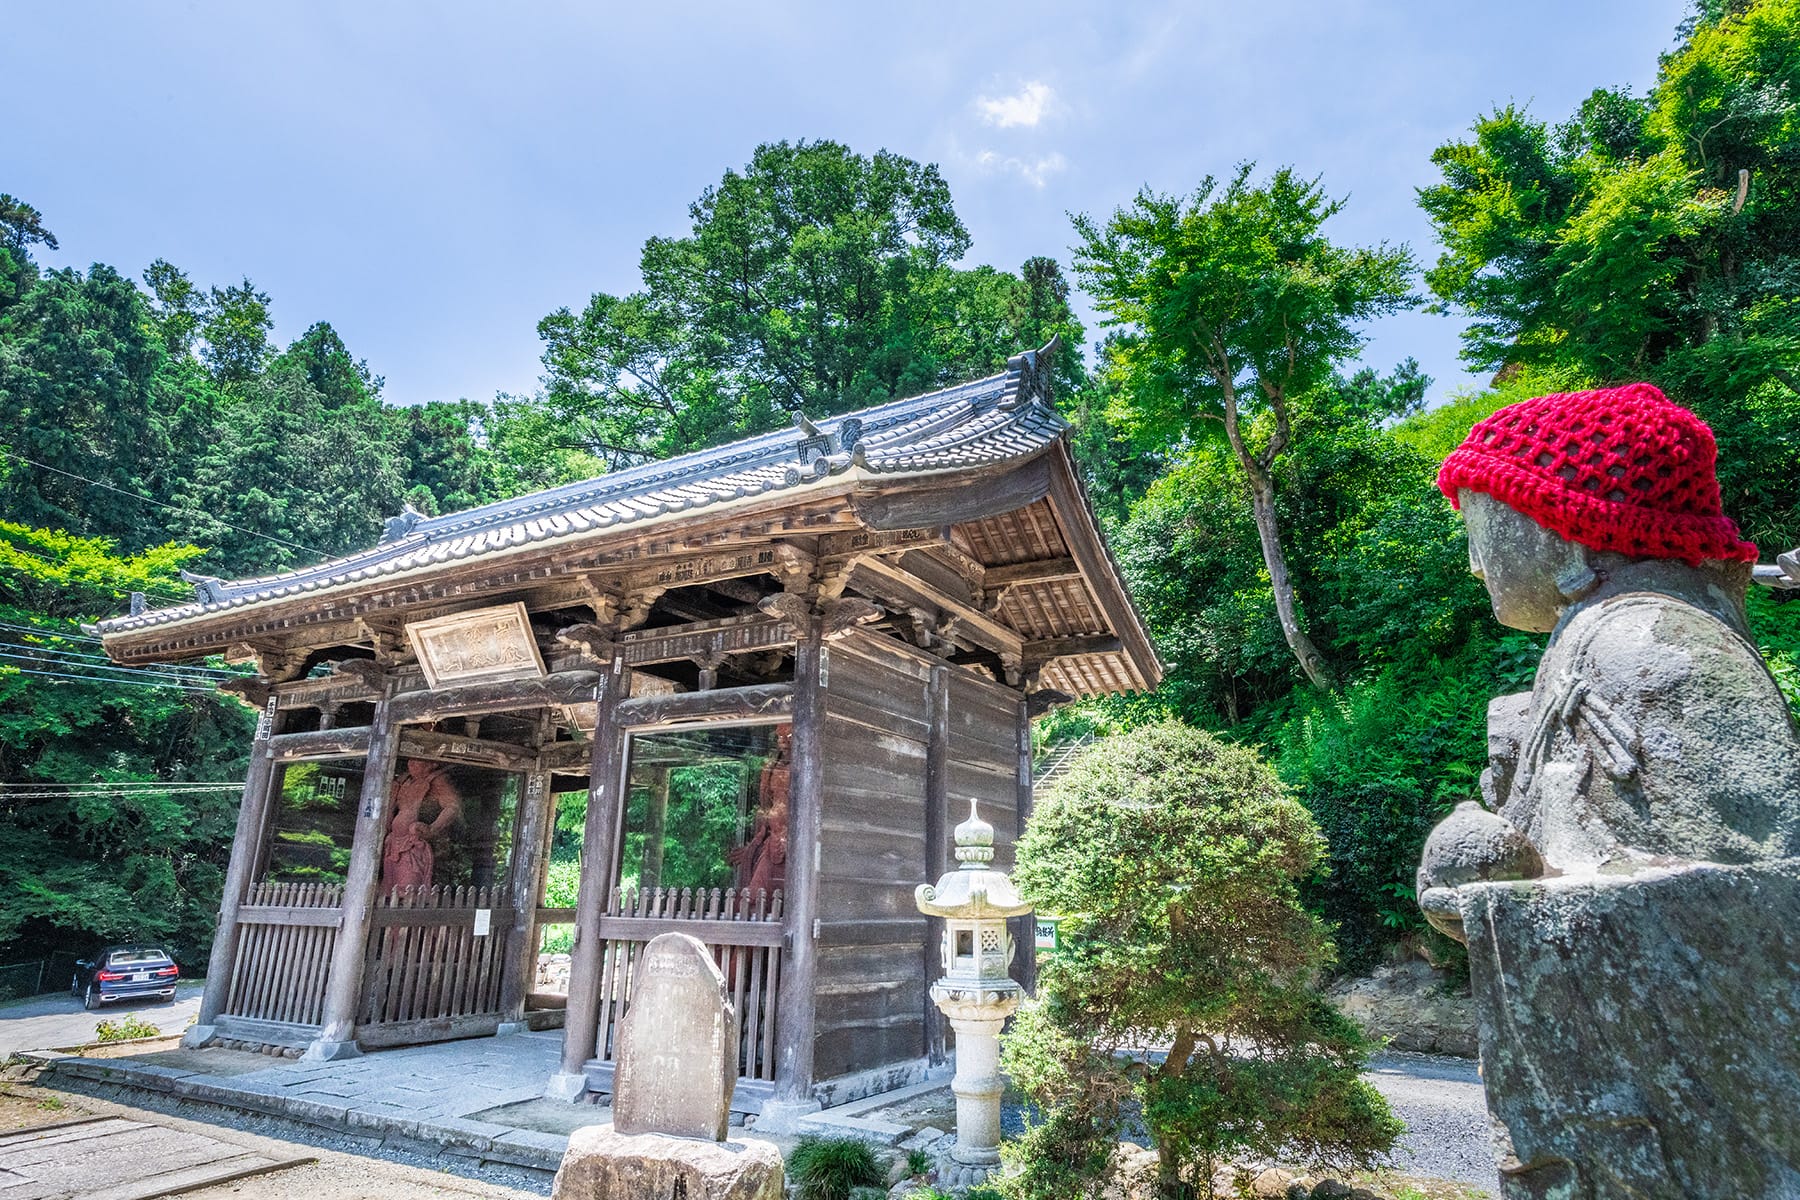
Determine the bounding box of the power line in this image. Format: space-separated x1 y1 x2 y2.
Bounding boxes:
0 785 243 800
0 620 106 645
0 665 221 694
0 780 242 792
0 648 236 687
1 450 325 557
0 638 240 676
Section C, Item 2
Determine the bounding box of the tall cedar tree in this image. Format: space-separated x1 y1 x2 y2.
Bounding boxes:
1074 167 1415 689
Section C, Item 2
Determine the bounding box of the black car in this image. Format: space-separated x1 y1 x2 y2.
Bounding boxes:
70 945 179 1010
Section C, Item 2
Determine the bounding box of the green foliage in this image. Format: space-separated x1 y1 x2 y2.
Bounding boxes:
1072 164 1417 452
1004 722 1400 1199
905 1147 933 1177
538 140 1086 463
0 522 252 965
786 1135 885 1200
1749 587 1800 718
1420 0 1800 547
93 1013 161 1042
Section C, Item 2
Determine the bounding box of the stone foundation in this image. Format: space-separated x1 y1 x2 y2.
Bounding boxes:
551 1124 782 1200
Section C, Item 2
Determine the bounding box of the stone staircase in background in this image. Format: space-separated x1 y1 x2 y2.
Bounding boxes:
1032 732 1094 797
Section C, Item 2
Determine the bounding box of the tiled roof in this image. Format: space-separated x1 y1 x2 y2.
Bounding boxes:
95 345 1066 637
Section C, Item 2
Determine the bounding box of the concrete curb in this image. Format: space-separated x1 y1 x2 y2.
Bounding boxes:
41 1055 569 1175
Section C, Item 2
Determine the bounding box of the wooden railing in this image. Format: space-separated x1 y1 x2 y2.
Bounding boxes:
357 885 512 1046
593 885 785 1083
226 881 343 1027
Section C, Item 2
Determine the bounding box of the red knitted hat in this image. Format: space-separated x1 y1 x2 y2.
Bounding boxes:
1436 383 1758 566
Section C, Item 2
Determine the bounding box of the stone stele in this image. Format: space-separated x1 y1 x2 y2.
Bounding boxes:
612 932 737 1142
551 1124 783 1200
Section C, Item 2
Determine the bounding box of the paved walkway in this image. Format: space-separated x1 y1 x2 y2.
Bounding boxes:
0 983 204 1060
38 1032 589 1173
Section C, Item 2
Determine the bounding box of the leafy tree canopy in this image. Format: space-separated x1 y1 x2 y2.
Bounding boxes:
1004 721 1399 1198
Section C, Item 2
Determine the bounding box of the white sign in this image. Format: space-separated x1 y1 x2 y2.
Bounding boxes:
473 908 491 937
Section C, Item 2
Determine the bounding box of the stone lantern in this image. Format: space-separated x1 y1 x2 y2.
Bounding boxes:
915 798 1033 1184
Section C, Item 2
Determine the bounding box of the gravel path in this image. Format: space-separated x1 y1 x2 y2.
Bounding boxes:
1363 1051 1497 1193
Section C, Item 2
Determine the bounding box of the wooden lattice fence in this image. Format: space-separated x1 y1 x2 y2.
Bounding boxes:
592 885 785 1082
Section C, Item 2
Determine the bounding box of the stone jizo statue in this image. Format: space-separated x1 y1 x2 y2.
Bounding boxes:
1416 383 1800 1199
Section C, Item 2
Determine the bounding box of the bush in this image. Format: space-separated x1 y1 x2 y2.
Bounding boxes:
1003 721 1401 1199
93 1014 161 1042
786 1136 885 1200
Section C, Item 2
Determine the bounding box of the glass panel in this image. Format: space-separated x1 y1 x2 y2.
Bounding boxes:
379 759 521 893
265 760 364 884
620 723 791 898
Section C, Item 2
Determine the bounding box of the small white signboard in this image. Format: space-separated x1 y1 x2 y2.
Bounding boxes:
473 908 492 937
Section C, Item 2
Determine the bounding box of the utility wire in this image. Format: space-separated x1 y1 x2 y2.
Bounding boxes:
0 786 244 800
0 780 242 791
0 665 222 694
0 620 106 644
1 450 325 557
0 649 236 687
0 639 240 676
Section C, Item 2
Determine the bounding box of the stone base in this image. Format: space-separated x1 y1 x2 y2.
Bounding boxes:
300 1038 361 1063
935 1155 1000 1190
179 1024 217 1050
544 1070 590 1102
494 1020 530 1037
749 1097 821 1135
1457 860 1800 1199
551 1123 782 1200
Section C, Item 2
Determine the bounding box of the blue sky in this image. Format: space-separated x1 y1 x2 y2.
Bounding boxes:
14 1 1687 413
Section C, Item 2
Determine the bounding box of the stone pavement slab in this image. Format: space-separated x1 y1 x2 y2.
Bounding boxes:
37 1030 599 1175
0 1114 310 1199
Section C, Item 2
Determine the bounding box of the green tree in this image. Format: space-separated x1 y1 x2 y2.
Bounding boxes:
0 193 56 313
1419 0 1800 546
0 522 253 964
143 258 205 360
1004 721 1399 1198
0 264 175 542
1074 166 1416 689
200 277 274 386
540 141 1086 461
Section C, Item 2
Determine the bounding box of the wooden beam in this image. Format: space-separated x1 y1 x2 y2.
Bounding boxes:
849 557 1023 658
538 740 591 773
397 728 538 772
924 664 950 1067
981 556 1079 589
615 613 796 667
617 682 795 729
192 701 283 1035
1023 634 1122 667
772 618 825 1104
1044 445 1161 689
850 454 1052 530
499 769 554 1028
558 659 629 1088
308 694 402 1059
269 726 371 761
388 669 600 724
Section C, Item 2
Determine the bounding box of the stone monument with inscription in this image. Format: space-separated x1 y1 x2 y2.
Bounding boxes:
1415 384 1800 1199
551 933 783 1200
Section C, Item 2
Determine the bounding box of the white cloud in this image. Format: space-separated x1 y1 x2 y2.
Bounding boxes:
976 81 1057 129
974 149 1068 189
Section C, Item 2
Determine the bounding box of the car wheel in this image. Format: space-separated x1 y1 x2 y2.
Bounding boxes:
83 985 99 1012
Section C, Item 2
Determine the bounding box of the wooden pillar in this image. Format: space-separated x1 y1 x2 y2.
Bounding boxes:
497 768 555 1032
549 654 628 1097
186 696 281 1045
1014 695 1038 995
305 694 401 1061
770 616 825 1113
923 664 951 1065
